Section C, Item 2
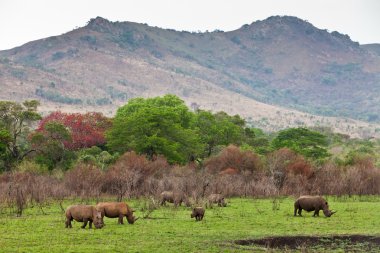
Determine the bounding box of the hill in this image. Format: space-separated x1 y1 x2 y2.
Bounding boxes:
0 16 379 137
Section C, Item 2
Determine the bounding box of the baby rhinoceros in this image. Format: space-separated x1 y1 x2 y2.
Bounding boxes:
294 196 336 217
65 205 104 229
191 207 205 221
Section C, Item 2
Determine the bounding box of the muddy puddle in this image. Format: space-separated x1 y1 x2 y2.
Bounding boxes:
235 235 380 251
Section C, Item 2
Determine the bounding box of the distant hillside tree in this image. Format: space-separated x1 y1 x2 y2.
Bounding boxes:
271 127 330 160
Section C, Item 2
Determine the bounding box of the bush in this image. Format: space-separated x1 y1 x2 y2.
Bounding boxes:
204 145 263 174
63 163 103 201
104 152 150 200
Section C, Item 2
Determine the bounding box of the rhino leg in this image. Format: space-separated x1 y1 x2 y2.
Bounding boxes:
82 219 88 229
65 216 73 228
313 209 320 217
118 215 124 225
298 208 302 216
89 220 93 229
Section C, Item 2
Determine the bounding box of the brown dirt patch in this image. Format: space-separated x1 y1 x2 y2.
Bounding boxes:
235 235 380 251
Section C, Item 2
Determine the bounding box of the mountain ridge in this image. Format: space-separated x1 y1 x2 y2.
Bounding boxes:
0 15 379 138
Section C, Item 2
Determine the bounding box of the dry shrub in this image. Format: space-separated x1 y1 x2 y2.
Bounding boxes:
285 158 313 178
0 171 67 215
208 173 246 197
30 175 59 214
219 167 239 176
205 145 262 174
104 151 153 200
249 176 278 197
50 180 68 212
281 173 311 196
64 163 103 201
267 148 298 190
266 148 314 196
0 172 35 216
310 163 344 195
344 165 380 196
147 155 170 177
280 157 315 195
185 171 212 205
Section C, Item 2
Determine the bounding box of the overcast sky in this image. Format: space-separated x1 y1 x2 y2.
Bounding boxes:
0 0 379 50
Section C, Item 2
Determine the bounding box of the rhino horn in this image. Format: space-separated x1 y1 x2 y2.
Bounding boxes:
331 210 337 215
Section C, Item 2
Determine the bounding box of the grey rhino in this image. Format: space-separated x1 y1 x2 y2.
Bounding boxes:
96 202 138 224
294 196 336 217
208 194 227 207
65 205 104 229
160 191 188 207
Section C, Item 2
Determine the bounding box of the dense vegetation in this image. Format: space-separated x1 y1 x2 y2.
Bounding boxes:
0 95 379 213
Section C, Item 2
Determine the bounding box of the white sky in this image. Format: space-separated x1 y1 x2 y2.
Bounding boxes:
0 0 379 50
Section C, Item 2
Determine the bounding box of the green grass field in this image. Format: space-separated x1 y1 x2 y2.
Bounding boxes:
0 196 379 252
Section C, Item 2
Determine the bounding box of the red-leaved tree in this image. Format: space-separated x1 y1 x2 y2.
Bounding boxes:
37 112 112 150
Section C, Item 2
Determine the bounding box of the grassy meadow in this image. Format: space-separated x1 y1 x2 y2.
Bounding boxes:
0 196 379 252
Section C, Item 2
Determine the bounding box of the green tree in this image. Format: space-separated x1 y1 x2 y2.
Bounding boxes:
244 127 270 155
0 128 11 170
106 95 203 164
30 121 73 170
0 100 41 169
195 110 246 157
271 127 330 160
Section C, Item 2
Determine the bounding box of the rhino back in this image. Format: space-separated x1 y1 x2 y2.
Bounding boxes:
97 202 128 218
208 194 223 202
297 196 325 211
161 191 174 201
66 205 93 221
194 207 205 215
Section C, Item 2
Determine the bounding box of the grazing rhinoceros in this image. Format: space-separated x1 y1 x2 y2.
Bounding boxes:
294 196 336 217
65 205 104 229
96 202 138 224
208 194 227 207
160 191 188 207
191 207 205 221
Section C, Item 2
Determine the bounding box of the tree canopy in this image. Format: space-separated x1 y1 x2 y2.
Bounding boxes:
30 121 73 170
195 110 247 157
0 100 41 169
106 95 203 164
271 127 330 160
37 111 111 150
